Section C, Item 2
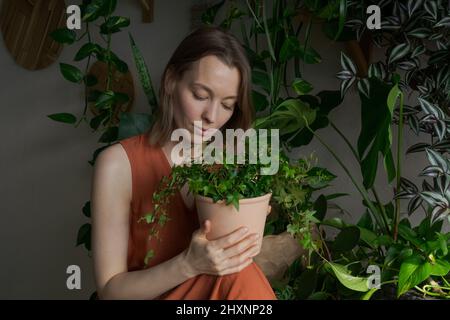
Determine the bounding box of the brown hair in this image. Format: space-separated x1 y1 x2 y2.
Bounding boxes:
148 26 255 146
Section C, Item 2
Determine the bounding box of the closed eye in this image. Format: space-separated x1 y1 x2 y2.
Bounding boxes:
193 92 208 100
222 103 234 111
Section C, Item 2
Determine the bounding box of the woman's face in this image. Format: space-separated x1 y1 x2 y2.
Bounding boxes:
171 55 240 142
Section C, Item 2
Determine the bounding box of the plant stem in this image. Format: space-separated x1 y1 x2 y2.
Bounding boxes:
330 120 359 161
329 121 392 233
82 22 92 118
304 118 387 233
371 188 391 234
393 92 404 241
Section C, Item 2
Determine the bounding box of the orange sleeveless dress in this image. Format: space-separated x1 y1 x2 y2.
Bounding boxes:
118 131 277 300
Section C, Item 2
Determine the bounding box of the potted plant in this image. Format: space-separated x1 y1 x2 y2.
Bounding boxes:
140 140 336 266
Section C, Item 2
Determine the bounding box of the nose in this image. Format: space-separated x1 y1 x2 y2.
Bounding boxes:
202 101 219 126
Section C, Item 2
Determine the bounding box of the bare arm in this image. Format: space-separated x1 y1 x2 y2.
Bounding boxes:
91 144 195 299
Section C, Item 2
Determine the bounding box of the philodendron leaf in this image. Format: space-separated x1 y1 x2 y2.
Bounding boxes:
48 113 77 124
292 78 313 95
50 28 76 44
397 256 431 297
254 99 316 136
332 226 360 252
100 16 130 34
60 63 84 83
327 262 370 292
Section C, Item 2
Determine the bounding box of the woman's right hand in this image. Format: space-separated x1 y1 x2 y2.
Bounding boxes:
182 220 260 277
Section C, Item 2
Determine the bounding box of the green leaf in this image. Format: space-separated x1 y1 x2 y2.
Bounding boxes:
327 262 370 292
397 256 431 297
279 36 300 63
340 51 356 74
252 70 271 94
76 223 91 251
313 195 327 221
429 259 450 276
358 78 395 189
332 226 360 252
99 126 118 143
358 227 377 249
388 43 410 65
321 218 348 229
398 223 423 247
361 287 379 300
129 33 157 110
74 43 100 61
47 113 77 124
292 78 313 95
254 99 316 136
50 28 76 44
201 0 225 24
357 210 373 230
144 249 155 266
60 63 84 83
95 90 116 109
109 51 128 73
82 201 91 218
252 90 268 112
83 0 117 22
84 74 98 87
118 113 152 140
295 269 318 299
298 45 322 64
100 16 130 34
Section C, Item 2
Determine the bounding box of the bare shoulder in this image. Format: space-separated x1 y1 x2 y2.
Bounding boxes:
93 143 132 201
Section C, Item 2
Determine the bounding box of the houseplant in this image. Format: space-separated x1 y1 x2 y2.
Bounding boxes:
140 139 336 266
199 0 450 299
278 0 450 299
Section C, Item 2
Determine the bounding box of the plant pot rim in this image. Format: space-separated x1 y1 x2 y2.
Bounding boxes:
195 192 272 205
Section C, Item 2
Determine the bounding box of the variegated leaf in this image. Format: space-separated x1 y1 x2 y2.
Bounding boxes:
408 195 423 215
340 52 357 74
407 142 429 154
357 79 370 98
388 43 410 64
424 0 438 21
435 16 450 28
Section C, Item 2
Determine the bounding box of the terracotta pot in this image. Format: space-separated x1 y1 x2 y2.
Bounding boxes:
195 193 272 250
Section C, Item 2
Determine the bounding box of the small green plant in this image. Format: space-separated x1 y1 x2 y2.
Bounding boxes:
140 145 335 266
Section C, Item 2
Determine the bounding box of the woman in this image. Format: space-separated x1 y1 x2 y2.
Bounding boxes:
91 26 277 300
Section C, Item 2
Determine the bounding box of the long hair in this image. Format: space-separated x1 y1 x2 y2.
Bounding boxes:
148 26 255 146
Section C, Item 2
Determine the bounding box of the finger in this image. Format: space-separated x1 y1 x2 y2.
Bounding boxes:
202 220 211 235
210 226 249 249
217 254 255 276
196 219 211 237
220 243 259 271
267 205 272 216
220 233 259 260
